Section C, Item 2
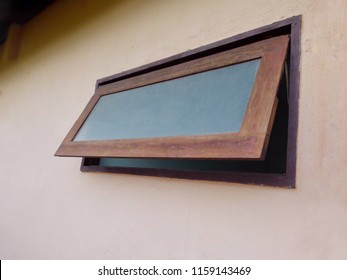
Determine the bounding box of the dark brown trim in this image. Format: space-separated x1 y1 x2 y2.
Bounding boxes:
80 16 301 188
96 16 299 87
285 16 301 187
80 164 293 188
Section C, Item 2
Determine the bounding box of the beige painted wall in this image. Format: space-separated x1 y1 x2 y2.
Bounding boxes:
1 0 347 259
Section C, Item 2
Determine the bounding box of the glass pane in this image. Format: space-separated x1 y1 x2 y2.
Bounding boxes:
96 70 289 175
74 59 260 141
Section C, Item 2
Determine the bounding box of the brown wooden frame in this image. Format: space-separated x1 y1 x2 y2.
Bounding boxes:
79 16 301 188
55 35 288 159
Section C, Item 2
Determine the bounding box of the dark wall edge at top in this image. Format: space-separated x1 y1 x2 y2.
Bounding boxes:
0 0 54 44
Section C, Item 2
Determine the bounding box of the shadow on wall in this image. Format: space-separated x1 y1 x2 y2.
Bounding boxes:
0 0 148 72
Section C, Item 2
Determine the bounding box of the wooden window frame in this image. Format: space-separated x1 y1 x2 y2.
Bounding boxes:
55 36 288 159
59 16 301 187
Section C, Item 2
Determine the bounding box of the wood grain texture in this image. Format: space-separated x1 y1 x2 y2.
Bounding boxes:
97 43 262 96
56 133 265 159
55 35 289 159
79 16 301 188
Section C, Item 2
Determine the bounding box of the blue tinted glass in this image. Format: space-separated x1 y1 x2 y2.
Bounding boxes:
74 59 260 141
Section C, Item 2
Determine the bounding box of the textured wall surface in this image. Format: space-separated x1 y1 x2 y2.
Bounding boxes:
1 0 347 259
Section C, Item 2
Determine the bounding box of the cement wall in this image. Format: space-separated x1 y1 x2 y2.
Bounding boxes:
1 0 347 259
